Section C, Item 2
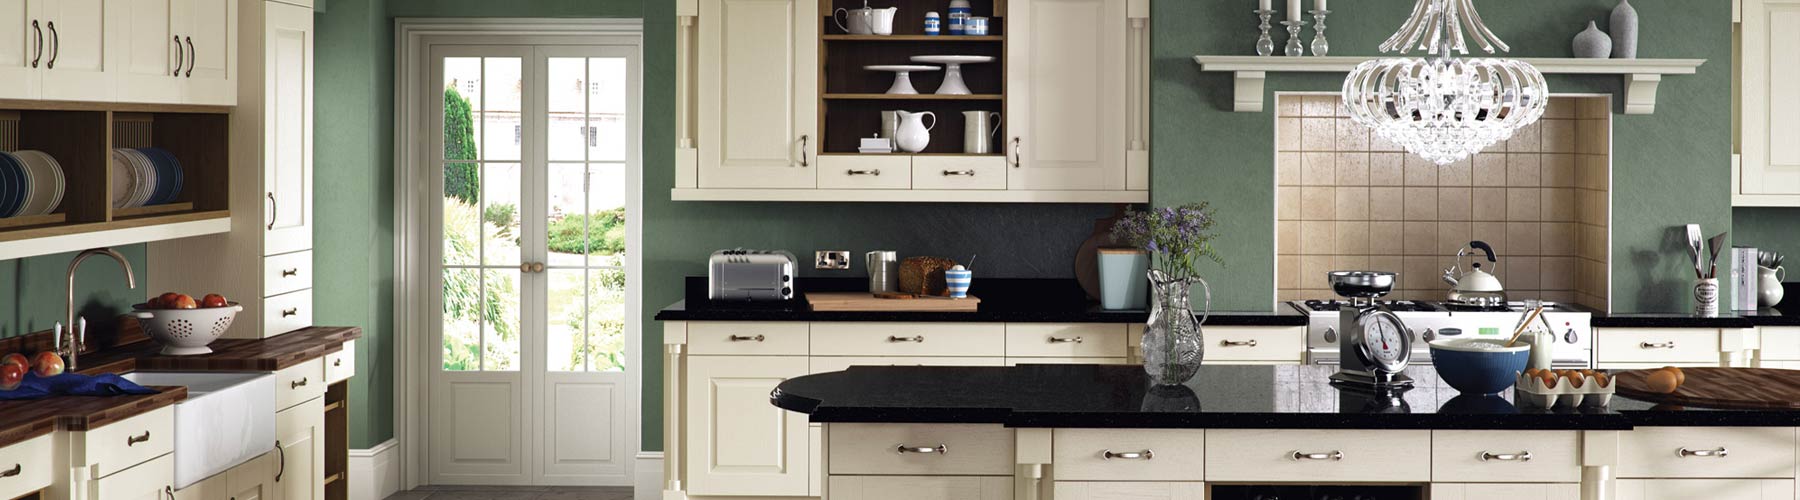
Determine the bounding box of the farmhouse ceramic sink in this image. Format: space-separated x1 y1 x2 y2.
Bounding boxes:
122 371 276 489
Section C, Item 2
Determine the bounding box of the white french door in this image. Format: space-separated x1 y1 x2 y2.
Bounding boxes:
425 38 641 486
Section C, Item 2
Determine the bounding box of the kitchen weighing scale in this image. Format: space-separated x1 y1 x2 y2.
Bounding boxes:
1325 271 1415 389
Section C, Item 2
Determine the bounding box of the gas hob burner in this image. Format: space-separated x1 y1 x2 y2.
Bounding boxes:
1298 299 1442 313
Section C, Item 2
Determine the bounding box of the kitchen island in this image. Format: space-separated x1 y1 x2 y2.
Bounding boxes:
768 364 1800 500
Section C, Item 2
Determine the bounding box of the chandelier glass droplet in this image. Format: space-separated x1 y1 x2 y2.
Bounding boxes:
1342 0 1548 166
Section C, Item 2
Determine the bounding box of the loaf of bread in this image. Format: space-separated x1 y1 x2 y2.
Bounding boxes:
898 256 958 296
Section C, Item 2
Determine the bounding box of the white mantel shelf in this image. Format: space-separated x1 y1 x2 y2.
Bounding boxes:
1192 55 1707 115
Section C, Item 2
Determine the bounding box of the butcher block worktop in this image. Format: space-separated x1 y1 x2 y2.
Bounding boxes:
0 386 187 448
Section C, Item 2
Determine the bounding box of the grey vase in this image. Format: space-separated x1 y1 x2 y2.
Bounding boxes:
1573 21 1612 59
1611 0 1639 58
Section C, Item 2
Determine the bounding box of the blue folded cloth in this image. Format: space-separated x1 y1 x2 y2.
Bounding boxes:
0 372 160 400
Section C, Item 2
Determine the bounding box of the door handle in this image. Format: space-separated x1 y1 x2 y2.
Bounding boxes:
184 36 194 77
1221 339 1258 347
275 440 285 482
29 20 40 68
1103 449 1154 460
1290 450 1344 461
1678 447 1728 458
266 192 277 230
1011 137 1021 167
887 335 924 343
45 21 56 69
846 169 881 176
799 135 810 167
896 444 947 454
1640 341 1676 349
1047 336 1083 343
728 335 766 342
173 36 184 75
1480 451 1532 462
942 169 976 176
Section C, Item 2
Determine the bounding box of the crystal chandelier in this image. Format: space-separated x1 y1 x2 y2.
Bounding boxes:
1342 0 1548 166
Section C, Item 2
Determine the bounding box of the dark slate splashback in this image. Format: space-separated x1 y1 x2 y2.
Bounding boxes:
783 203 1123 279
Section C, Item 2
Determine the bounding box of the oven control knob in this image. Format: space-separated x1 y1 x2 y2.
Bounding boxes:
1323 327 1337 344
1422 328 1437 342
1565 328 1579 344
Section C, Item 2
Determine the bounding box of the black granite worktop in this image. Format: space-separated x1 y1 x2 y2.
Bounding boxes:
1588 283 1800 328
656 277 1307 325
772 364 1800 430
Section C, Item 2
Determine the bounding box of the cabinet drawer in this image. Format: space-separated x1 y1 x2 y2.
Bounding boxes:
277 358 327 411
1429 483 1581 500
1616 479 1795 500
1760 327 1800 360
809 356 1004 374
912 156 1006 190
688 322 809 355
83 407 175 479
1204 429 1430 482
1006 357 1128 365
1619 427 1797 478
828 423 1014 476
1431 431 1581 483
1055 482 1207 500
92 453 173 500
828 476 1012 500
0 434 53 499
818 155 911 189
325 340 355 384
1005 324 1128 358
811 323 1005 357
1596 328 1721 364
263 289 313 337
1054 429 1205 481
263 251 313 297
1202 326 1307 363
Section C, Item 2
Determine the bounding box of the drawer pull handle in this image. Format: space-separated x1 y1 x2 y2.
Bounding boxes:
291 377 308 389
1290 450 1343 461
729 334 766 342
1221 339 1258 347
1678 447 1728 458
943 169 976 176
128 431 151 446
334 358 344 367
1103 449 1153 460
282 268 299 277
275 440 285 482
0 464 19 477
1048 336 1083 344
282 307 299 317
896 444 948 455
846 169 881 176
165 486 174 500
888 335 925 343
1640 341 1676 349
1480 451 1532 462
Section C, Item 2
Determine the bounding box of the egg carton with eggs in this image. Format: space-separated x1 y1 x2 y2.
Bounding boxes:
1513 369 1615 408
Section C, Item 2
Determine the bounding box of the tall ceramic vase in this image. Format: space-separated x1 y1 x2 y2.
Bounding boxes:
1611 0 1639 59
1142 270 1210 385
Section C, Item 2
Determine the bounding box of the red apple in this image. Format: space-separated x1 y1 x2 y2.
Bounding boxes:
0 363 24 391
31 351 63 377
171 294 198 309
157 292 183 309
0 353 26 370
201 294 229 308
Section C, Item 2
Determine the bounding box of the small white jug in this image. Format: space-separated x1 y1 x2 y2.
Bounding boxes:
962 111 1001 153
894 111 936 153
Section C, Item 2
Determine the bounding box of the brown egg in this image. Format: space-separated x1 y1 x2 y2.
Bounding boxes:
1594 373 1610 387
1540 374 1558 389
1661 366 1686 385
1579 369 1597 377
1646 369 1680 393
1567 375 1585 388
1524 368 1542 378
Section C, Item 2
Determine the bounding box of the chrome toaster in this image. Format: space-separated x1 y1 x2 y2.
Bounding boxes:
708 249 797 301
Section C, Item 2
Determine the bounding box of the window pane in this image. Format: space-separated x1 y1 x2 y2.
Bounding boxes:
586 269 627 371
547 163 591 262
587 163 626 267
588 57 628 162
548 57 587 162
442 57 482 161
482 163 522 266
441 268 482 371
483 269 521 371
547 269 586 372
442 163 480 266
482 57 522 161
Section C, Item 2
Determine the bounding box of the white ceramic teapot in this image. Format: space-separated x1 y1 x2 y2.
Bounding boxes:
893 111 936 153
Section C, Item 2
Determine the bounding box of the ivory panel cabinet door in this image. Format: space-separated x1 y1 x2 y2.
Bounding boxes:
35 0 112 102
685 355 811 496
1006 0 1132 191
695 0 818 189
1737 0 1800 203
0 0 40 100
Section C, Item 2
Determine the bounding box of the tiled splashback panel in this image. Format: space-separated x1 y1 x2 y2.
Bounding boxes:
1275 94 1611 311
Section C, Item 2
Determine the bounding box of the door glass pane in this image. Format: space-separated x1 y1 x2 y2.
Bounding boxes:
589 57 628 162
441 268 482 371
547 57 587 162
547 163 590 260
442 162 479 266
483 57 523 161
482 163 522 265
587 163 626 267
442 57 482 161
586 268 627 371
547 269 586 372
483 269 521 371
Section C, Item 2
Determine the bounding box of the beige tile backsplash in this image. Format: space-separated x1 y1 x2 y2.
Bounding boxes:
1275 94 1611 311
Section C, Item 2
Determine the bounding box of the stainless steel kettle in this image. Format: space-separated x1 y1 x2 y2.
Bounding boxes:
1442 240 1506 306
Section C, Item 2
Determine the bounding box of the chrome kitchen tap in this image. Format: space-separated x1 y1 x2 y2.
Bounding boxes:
65 248 137 371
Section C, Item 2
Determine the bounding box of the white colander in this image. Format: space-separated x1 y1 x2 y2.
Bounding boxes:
132 302 242 355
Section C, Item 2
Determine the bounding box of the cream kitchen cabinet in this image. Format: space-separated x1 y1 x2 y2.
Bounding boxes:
1734 0 1800 205
1594 327 1759 368
174 0 236 105
0 0 110 102
151 0 313 339
1428 483 1581 500
1054 482 1206 500
112 0 237 106
173 452 271 500
693 0 817 190
684 354 811 496
0 0 42 100
1006 0 1144 193
0 434 53 499
275 397 324 500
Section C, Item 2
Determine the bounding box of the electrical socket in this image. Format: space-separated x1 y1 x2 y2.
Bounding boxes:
816 250 851 270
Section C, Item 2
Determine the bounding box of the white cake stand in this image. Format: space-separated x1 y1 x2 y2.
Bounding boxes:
865 65 941 95
908 55 995 95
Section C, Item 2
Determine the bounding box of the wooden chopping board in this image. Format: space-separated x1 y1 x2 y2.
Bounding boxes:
1613 367 1800 409
806 292 981 312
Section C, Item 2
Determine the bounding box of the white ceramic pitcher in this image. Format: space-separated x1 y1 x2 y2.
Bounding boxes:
962 111 1001 153
894 111 936 153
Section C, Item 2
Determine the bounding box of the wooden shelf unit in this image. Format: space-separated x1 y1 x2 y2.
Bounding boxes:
820 0 1007 156
325 381 349 500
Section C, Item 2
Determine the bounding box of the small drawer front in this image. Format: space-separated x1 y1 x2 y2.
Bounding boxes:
1760 327 1800 360
325 340 356 384
277 358 327 411
263 289 313 337
828 476 1012 500
829 423 1014 476
1618 427 1797 479
1005 357 1128 365
1596 328 1721 364
687 322 809 356
92 453 172 499
912 156 1007 190
818 155 911 189
810 356 1004 374
811 323 1005 357
1432 430 1581 483
1005 324 1128 358
1202 326 1307 363
1054 429 1205 481
263 251 313 297
1205 429 1430 482
83 406 175 479
0 434 53 499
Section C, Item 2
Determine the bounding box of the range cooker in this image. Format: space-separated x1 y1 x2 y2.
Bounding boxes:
1288 299 1594 369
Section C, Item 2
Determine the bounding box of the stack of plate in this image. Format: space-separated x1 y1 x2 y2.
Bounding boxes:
112 147 185 209
0 150 66 218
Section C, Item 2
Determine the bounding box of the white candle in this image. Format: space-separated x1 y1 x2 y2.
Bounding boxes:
1259 0 1271 11
1315 0 1327 11
1287 0 1301 20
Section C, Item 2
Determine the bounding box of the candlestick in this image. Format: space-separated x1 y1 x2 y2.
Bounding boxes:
1281 20 1306 56
1310 9 1331 56
1287 0 1301 21
1255 9 1276 56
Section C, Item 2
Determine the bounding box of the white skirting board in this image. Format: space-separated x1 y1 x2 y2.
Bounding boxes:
636 452 664 500
349 439 403 500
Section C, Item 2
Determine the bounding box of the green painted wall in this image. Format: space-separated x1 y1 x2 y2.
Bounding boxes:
1736 208 1800 268
1153 0 1733 312
0 246 148 338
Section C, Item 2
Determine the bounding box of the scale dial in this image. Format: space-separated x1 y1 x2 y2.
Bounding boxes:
1354 308 1411 374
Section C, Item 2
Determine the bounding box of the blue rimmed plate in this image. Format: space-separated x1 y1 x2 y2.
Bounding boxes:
0 152 26 217
140 147 185 205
